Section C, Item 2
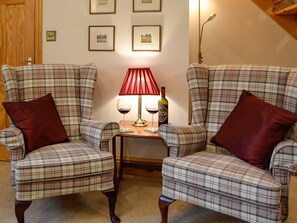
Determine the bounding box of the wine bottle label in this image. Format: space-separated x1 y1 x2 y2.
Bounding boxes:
159 104 168 122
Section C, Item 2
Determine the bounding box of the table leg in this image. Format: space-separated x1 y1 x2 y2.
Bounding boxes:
112 136 119 193
119 136 124 181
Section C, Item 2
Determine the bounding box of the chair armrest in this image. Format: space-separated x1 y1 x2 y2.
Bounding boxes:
0 126 25 150
80 120 119 152
159 124 206 157
270 139 297 171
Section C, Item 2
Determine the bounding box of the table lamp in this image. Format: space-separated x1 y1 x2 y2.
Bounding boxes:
119 68 160 127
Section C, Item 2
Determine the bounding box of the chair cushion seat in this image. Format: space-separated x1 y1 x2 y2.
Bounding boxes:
15 141 114 183
162 151 281 207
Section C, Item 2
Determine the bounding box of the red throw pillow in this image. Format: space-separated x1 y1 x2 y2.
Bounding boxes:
211 90 297 169
3 93 69 154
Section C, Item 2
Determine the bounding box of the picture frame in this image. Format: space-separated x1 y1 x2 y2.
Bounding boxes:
88 26 115 51
133 0 162 12
132 25 161 52
89 0 116 14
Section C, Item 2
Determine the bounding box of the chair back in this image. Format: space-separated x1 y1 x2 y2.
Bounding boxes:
187 64 297 154
2 63 97 141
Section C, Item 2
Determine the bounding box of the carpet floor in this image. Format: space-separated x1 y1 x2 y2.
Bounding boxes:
0 161 293 223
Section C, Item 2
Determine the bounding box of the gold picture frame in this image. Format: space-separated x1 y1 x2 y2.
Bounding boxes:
132 25 161 52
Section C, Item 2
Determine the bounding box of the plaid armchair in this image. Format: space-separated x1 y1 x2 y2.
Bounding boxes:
159 64 297 223
0 64 120 223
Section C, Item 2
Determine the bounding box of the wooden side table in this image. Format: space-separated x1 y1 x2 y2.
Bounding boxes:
113 120 166 184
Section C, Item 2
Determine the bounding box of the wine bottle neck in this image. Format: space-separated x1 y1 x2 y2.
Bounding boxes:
161 87 166 97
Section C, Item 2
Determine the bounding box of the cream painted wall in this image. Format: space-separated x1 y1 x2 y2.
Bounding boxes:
44 0 297 161
43 0 189 159
191 0 297 66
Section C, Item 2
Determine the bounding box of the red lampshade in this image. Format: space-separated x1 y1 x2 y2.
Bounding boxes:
119 68 160 95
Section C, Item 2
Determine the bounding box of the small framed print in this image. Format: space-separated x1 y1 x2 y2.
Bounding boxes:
88 26 115 51
132 25 161 52
133 0 162 12
89 0 116 14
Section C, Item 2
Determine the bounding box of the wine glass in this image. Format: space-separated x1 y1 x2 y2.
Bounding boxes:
117 97 132 133
144 97 159 133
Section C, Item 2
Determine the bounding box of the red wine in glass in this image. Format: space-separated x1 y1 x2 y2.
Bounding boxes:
146 108 159 114
117 97 132 132
145 98 159 132
118 108 131 114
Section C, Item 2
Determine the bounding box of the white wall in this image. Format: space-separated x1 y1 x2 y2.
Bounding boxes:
191 0 297 66
43 0 189 159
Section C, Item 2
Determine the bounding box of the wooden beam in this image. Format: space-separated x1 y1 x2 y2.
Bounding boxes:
251 0 297 40
275 4 297 15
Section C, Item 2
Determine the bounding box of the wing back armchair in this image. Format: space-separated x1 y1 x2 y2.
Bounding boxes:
159 64 297 223
0 64 120 223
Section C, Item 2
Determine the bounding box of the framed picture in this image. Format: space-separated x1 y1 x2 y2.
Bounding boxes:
133 0 162 12
89 0 116 14
132 25 161 52
88 26 115 51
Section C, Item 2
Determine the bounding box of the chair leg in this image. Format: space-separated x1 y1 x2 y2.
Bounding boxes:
159 195 175 223
102 189 121 223
15 199 32 223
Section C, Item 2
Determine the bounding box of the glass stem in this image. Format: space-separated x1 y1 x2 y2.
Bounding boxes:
123 114 126 129
152 114 154 128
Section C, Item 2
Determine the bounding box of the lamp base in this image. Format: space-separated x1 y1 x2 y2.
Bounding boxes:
132 119 147 127
133 95 147 127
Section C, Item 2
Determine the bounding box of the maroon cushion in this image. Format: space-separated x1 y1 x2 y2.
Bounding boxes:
2 93 69 154
211 90 297 169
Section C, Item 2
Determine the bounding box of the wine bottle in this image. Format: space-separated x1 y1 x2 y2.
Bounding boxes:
158 86 168 126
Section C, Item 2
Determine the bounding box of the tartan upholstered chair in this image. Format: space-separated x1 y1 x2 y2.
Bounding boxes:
159 64 297 223
0 64 120 223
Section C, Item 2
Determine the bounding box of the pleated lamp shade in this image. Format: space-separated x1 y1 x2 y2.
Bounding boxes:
119 68 160 95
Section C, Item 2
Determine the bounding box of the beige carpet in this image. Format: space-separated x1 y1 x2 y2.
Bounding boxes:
0 160 291 223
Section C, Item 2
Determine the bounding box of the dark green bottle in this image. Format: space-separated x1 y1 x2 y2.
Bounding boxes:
158 86 168 126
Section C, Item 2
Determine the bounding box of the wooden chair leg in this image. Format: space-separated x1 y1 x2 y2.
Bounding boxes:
15 199 32 223
102 189 121 223
159 195 175 223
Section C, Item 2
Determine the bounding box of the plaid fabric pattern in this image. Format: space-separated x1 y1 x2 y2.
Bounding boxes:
163 152 281 207
283 68 297 140
15 141 114 182
0 127 25 186
0 126 24 150
201 65 289 153
187 65 209 126
270 140 297 170
0 63 119 203
81 121 119 152
271 168 289 218
2 63 97 141
159 64 297 222
270 139 297 217
162 178 282 223
16 173 114 201
159 124 206 157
